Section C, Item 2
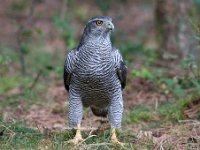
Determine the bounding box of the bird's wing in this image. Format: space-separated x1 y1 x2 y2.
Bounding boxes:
64 48 78 92
112 47 127 89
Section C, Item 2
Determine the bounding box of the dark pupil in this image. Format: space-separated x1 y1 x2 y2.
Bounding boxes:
97 21 102 25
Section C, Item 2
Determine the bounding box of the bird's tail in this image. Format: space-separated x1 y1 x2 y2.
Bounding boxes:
91 107 108 117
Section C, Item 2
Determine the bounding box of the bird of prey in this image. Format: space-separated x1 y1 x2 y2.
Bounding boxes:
64 16 127 146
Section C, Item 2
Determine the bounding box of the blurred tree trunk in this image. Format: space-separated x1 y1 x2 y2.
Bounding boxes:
155 0 198 60
197 25 200 66
16 0 35 75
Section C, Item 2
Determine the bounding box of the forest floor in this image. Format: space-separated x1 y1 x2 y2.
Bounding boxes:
0 73 199 150
0 0 200 149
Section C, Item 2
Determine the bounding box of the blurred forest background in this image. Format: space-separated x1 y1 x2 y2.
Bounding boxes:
0 0 200 149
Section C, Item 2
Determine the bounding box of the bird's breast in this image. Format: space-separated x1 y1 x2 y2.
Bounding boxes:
73 44 117 88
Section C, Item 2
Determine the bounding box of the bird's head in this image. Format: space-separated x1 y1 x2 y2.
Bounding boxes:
82 16 114 41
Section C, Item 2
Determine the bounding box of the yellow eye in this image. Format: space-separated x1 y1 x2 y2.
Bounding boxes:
96 20 103 26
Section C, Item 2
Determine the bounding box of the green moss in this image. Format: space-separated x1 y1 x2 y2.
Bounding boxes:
157 101 185 122
124 95 200 125
131 68 154 80
0 121 45 150
124 105 154 123
0 75 32 93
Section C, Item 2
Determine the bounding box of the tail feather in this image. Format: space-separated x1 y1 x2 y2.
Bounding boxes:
91 107 108 117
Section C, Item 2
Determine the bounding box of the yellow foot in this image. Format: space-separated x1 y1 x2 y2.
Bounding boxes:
110 136 125 147
67 124 84 145
68 136 83 145
110 128 125 147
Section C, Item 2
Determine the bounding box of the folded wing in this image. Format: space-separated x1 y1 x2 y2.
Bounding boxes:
64 48 78 92
112 47 127 90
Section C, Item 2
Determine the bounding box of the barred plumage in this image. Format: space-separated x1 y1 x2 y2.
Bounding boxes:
64 16 127 129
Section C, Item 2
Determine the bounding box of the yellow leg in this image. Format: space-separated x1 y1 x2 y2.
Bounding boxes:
110 127 124 147
68 124 83 145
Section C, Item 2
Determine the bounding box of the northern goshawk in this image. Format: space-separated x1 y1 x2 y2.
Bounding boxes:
64 16 127 145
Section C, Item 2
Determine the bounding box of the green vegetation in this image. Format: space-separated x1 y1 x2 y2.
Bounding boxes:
0 121 44 149
125 92 200 124
0 0 200 149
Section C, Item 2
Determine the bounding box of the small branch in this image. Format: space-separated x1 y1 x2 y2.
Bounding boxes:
71 135 97 150
83 143 113 146
178 120 200 125
0 124 15 136
79 143 113 149
64 127 98 131
29 69 42 90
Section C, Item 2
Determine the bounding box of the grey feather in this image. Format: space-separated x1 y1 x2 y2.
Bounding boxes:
117 60 127 89
63 16 127 128
91 107 108 117
63 71 71 92
64 48 78 91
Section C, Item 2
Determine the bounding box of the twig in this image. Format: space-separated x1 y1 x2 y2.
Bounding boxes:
82 142 113 146
155 135 170 150
88 126 96 136
71 135 97 150
65 127 98 131
80 143 113 150
178 120 200 124
0 124 15 135
155 97 158 110
29 69 42 90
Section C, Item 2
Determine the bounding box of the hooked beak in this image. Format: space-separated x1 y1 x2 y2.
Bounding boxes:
106 21 114 32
